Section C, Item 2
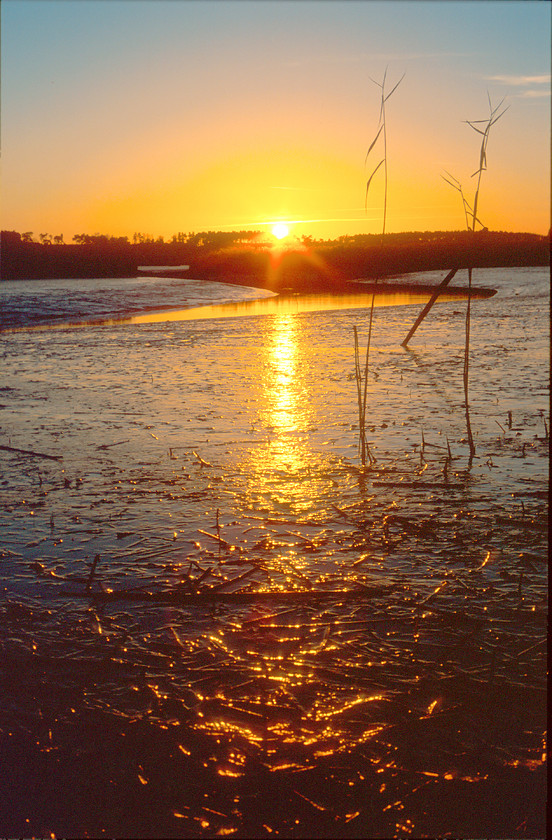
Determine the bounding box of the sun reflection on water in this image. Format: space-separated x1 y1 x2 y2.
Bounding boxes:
261 315 310 436
262 313 305 435
243 312 323 516
125 289 476 325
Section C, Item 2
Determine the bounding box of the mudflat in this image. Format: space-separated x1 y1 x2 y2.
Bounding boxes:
0 267 547 838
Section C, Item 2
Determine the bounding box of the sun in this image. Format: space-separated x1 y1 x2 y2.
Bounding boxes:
272 223 290 240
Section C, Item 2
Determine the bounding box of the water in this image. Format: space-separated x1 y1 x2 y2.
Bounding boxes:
0 267 548 837
0 274 276 330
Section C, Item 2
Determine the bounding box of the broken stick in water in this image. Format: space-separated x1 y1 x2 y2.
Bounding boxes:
0 444 63 461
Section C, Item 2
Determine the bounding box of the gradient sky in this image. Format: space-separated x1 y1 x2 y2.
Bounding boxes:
2 0 550 242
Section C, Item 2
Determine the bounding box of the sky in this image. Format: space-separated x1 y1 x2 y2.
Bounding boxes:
1 0 550 242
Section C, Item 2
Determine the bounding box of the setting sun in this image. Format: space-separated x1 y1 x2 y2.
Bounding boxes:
272 223 290 240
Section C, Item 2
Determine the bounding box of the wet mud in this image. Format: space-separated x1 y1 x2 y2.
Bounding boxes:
0 267 548 837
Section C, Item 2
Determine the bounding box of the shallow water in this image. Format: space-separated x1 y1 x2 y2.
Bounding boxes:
0 266 548 837
0 273 276 330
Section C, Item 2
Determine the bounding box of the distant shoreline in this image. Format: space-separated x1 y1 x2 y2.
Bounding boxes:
141 267 498 299
1 229 548 284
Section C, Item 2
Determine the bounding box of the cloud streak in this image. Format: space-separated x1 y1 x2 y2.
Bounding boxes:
484 74 551 100
517 89 551 98
486 74 550 86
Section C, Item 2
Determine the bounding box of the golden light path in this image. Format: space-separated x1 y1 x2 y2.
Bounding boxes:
125 289 469 326
186 312 392 771
244 312 320 517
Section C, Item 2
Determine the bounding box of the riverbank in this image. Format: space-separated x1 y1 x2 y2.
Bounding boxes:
140 265 498 299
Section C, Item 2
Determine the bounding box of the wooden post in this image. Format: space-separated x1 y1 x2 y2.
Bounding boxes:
400 267 459 346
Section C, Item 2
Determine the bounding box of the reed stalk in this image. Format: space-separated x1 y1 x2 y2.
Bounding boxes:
456 97 508 458
354 69 404 465
365 68 405 245
464 267 475 456
353 326 363 462
354 326 373 466
402 97 508 358
354 306 377 467
397 95 507 459
362 292 376 426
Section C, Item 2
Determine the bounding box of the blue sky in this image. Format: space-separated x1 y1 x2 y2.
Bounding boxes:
2 0 550 239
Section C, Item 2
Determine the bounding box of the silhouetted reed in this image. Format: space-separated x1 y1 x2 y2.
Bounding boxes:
443 96 508 457
353 322 376 467
356 69 404 465
365 67 405 244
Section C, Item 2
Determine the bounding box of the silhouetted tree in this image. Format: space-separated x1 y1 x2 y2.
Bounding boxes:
171 232 188 244
1 230 22 245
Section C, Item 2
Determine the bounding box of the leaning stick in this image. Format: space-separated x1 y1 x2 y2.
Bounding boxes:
400 267 459 346
96 440 130 450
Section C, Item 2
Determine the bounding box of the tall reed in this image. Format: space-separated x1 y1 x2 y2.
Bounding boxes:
365 68 405 244
354 314 376 466
442 96 508 457
355 69 404 466
354 327 375 465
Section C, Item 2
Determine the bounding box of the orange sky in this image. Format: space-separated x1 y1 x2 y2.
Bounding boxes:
2 1 550 242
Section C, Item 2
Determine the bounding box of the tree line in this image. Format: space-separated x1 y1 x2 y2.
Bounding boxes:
5 230 265 248
1 227 549 283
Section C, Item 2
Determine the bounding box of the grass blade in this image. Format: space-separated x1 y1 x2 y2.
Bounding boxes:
441 173 461 191
384 72 405 101
464 120 486 135
365 124 384 163
365 159 384 207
